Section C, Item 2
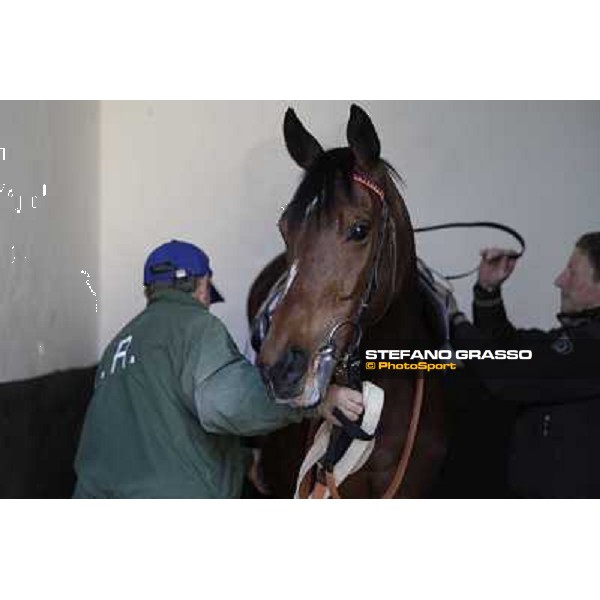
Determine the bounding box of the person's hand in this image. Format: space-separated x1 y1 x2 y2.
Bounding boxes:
478 247 518 291
317 384 364 426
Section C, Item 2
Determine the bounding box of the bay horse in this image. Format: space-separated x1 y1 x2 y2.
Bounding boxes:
247 105 449 498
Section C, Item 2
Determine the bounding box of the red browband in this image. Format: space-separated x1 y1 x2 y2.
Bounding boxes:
352 173 385 202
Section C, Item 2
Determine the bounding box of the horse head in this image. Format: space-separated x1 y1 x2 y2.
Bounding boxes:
257 105 417 407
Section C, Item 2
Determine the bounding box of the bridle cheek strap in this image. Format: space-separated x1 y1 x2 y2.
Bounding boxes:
319 172 391 391
352 172 390 320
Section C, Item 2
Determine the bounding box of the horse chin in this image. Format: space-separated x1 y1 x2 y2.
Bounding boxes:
266 350 334 408
270 375 320 409
267 377 307 406
279 374 322 409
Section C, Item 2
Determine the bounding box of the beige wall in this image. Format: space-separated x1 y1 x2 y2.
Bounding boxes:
99 101 600 352
99 101 351 351
0 101 99 382
1 101 598 382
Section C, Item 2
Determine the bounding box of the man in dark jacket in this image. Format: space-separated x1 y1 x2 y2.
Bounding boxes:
73 240 362 498
448 232 600 498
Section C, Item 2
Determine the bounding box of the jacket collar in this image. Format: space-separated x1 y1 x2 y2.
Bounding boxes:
148 288 207 309
557 306 600 328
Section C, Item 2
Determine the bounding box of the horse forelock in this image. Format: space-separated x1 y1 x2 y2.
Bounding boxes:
281 148 356 231
282 149 408 231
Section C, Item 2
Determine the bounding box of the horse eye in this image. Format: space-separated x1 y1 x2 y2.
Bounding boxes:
347 222 370 242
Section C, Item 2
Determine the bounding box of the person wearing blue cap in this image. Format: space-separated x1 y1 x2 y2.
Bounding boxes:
73 240 363 498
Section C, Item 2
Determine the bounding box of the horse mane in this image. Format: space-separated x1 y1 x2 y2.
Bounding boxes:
282 148 406 230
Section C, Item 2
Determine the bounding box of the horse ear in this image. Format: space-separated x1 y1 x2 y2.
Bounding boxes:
283 108 324 170
347 104 381 171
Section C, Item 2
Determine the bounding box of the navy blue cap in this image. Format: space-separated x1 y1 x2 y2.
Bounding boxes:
143 240 224 303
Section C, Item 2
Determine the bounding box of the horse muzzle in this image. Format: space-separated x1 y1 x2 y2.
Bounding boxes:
258 345 309 401
259 343 339 409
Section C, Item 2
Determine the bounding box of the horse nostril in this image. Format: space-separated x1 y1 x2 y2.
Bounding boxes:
267 346 309 398
284 347 309 375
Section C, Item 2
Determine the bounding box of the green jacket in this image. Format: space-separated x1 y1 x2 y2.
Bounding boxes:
74 289 307 498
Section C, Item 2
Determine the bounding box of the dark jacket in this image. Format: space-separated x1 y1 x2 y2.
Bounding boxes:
451 285 600 498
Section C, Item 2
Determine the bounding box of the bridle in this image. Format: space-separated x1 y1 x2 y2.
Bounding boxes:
313 172 392 395
300 171 424 499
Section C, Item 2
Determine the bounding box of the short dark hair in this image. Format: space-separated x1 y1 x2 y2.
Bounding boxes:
144 276 202 300
576 232 600 281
